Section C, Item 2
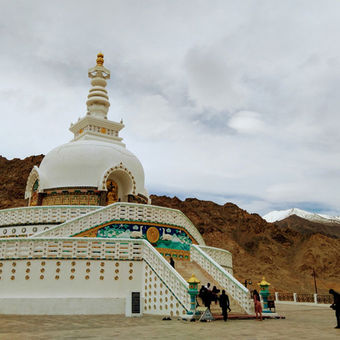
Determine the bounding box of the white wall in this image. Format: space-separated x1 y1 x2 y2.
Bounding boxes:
0 259 143 314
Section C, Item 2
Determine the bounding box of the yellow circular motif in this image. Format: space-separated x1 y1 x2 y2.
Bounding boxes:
146 227 160 243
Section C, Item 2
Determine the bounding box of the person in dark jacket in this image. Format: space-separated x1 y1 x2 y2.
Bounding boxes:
205 283 212 310
329 289 340 329
199 285 207 306
212 286 220 304
219 290 231 321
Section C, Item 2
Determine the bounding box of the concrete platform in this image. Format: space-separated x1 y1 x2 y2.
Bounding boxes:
0 303 337 339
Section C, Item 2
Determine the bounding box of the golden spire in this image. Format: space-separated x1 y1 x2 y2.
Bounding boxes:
96 52 104 66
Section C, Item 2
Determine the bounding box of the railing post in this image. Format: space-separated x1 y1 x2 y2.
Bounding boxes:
293 293 297 302
314 293 318 304
275 292 279 302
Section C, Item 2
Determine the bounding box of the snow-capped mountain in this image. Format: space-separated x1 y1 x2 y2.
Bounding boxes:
263 208 340 224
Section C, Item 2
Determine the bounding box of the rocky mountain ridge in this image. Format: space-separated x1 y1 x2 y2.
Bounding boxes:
0 155 339 293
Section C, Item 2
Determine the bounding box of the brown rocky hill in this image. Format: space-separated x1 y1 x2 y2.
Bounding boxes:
0 155 44 209
274 214 340 239
0 155 339 293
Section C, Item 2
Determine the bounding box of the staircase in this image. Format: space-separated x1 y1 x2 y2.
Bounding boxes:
175 261 246 315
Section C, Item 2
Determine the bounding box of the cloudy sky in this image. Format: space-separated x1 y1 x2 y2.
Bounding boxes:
1 0 340 215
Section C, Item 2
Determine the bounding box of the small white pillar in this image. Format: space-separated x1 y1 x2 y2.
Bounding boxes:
314 293 318 304
293 293 297 302
275 292 279 302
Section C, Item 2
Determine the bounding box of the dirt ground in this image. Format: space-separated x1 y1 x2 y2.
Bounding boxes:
0 303 338 340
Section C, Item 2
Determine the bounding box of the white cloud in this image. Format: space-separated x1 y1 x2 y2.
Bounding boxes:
228 111 265 134
1 0 340 215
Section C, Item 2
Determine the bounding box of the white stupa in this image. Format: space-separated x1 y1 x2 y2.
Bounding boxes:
0 54 251 317
25 53 149 207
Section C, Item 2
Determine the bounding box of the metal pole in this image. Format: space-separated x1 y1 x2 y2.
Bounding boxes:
313 268 318 294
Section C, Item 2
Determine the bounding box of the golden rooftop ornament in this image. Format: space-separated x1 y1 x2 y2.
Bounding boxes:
258 276 271 286
96 52 104 66
187 273 200 284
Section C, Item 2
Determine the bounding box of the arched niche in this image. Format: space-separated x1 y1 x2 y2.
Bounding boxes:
25 166 41 205
100 163 136 204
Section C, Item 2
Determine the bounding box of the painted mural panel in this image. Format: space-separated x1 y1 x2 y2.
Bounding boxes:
97 223 192 251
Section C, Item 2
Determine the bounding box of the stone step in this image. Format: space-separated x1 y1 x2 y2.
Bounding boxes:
174 260 246 314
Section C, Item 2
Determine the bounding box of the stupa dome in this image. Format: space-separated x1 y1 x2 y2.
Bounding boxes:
38 139 147 195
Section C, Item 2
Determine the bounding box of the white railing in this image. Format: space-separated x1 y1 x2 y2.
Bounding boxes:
191 244 252 314
0 206 99 227
143 240 190 311
0 237 143 260
0 237 190 312
34 203 205 245
198 245 233 272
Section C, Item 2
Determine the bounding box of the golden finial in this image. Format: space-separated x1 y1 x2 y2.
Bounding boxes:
187 273 200 284
96 52 104 66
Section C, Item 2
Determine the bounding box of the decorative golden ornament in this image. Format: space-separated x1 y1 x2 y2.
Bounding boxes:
96 52 104 66
146 227 160 243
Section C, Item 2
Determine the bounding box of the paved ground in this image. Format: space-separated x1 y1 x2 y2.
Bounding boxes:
0 304 338 339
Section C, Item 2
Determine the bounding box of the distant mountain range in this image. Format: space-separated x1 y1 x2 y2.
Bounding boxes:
263 208 340 224
263 208 340 239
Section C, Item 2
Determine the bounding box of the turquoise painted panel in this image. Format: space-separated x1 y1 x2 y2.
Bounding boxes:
97 223 192 251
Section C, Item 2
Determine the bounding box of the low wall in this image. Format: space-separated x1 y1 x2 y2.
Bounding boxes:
0 298 125 315
273 292 332 305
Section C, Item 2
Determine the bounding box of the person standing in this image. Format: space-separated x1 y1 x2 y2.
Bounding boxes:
212 286 220 304
205 283 212 310
253 289 263 321
170 256 175 269
329 289 340 329
219 290 231 322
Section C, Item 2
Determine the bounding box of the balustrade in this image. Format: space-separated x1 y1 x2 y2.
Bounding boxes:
191 244 252 314
0 206 99 227
35 203 205 245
